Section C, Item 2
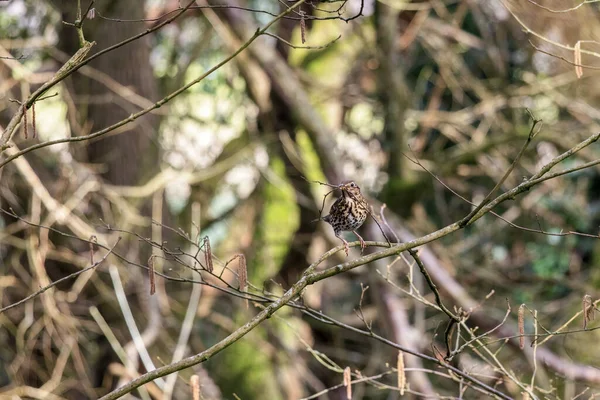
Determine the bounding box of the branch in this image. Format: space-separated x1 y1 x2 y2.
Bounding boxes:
525 0 600 13
504 1 600 60
298 307 512 400
0 0 311 170
407 248 461 358
0 0 197 150
0 237 121 314
459 111 541 227
407 249 459 323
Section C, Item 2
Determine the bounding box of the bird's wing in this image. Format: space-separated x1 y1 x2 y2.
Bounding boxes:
323 196 344 222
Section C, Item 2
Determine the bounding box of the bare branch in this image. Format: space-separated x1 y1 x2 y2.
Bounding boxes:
0 237 121 314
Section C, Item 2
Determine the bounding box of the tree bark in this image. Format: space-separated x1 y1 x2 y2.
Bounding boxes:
54 0 160 186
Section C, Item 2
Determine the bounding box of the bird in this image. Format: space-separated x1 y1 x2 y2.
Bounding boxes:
322 180 369 256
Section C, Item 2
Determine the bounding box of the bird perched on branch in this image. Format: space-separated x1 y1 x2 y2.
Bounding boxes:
322 181 369 256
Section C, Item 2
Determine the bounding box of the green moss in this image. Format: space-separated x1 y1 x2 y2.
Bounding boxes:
253 157 299 283
209 330 282 400
296 130 326 183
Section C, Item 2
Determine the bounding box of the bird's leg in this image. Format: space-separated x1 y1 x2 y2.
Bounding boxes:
335 233 350 256
353 231 366 253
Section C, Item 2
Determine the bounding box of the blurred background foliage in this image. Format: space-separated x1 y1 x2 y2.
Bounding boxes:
2 0 600 399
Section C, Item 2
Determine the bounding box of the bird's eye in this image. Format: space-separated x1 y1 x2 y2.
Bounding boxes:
350 182 356 187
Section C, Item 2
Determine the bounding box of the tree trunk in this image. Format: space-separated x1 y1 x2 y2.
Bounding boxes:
54 0 160 185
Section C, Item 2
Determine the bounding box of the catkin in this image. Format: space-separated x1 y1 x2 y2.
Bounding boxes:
518 304 525 349
397 350 405 395
343 367 352 399
148 255 156 295
190 374 200 400
204 236 213 273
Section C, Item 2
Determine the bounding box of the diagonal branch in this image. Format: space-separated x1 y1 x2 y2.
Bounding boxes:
97 130 600 399
459 111 542 227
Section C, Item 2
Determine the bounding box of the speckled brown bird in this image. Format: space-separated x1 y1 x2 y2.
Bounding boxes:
323 181 369 256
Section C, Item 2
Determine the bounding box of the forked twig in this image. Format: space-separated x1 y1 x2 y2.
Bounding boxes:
408 248 461 358
459 110 541 227
303 176 339 219
447 301 512 361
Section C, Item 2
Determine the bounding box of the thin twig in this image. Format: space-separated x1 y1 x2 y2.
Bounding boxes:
298 308 512 400
93 131 600 400
0 1 197 150
446 302 511 361
407 249 459 322
459 111 541 227
407 248 460 358
0 237 121 314
263 32 342 49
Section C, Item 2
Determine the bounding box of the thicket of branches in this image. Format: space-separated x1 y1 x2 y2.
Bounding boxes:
2 0 600 399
